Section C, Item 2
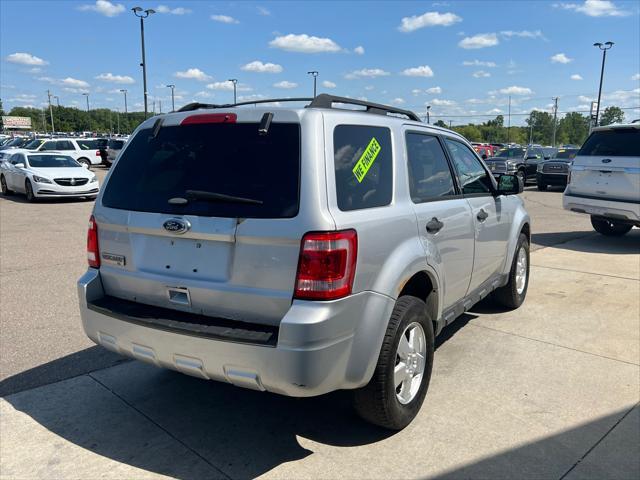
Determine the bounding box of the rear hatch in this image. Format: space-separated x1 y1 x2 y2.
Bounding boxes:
568 126 640 202
96 113 310 326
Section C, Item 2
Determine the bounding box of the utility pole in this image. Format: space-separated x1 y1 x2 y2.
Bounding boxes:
166 84 175 111
82 92 90 132
507 95 511 143
529 111 534 145
426 105 431 124
132 7 155 118
53 95 60 107
307 71 318 97
228 79 238 104
593 42 614 126
120 89 128 113
159 100 162 114
41 108 46 133
117 108 120 135
552 97 559 147
46 90 55 133
449 120 452 128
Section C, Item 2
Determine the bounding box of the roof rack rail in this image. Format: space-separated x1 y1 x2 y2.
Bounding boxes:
178 98 313 112
309 94 422 122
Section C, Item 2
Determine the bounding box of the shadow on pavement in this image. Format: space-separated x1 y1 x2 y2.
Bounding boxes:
532 229 640 255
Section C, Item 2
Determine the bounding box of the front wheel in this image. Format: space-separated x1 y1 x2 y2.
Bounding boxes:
493 233 529 309
77 158 91 169
591 216 632 236
517 170 526 187
25 179 36 202
353 296 434 430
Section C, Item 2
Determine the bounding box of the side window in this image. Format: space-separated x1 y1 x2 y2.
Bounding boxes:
57 141 74 150
405 133 456 203
11 154 25 165
334 125 392 211
444 139 493 195
40 141 57 151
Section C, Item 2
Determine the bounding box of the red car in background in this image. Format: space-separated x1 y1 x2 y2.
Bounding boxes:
472 143 498 159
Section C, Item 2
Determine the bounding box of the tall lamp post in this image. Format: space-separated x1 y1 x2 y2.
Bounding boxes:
46 90 55 133
82 92 90 132
132 7 155 118
593 41 614 126
53 95 60 107
228 79 237 104
307 71 318 97
119 89 128 113
426 105 431 124
166 84 175 111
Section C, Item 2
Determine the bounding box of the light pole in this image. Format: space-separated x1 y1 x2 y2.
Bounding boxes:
507 95 511 143
82 92 90 131
132 7 155 118
166 84 175 111
119 89 128 113
228 79 237 104
46 90 55 133
551 97 559 147
593 41 614 126
307 71 318 97
529 111 534 145
53 95 60 107
426 105 431 124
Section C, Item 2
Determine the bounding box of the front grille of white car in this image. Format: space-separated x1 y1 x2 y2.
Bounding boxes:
54 178 89 186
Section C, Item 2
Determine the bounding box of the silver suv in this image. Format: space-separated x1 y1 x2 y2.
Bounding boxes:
78 95 531 429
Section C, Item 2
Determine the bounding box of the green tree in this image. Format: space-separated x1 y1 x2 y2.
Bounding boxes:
526 111 554 145
599 106 624 126
452 124 482 142
557 112 590 145
434 120 447 128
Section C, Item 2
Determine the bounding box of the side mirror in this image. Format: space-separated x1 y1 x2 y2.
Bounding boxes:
14 163 25 168
496 174 523 195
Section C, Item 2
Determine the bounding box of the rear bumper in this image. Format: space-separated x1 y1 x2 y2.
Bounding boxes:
78 269 395 397
563 193 640 224
537 172 568 186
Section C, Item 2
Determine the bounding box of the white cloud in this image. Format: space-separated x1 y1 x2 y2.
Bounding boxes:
257 6 271 16
322 80 337 88
553 0 631 17
498 85 533 95
95 72 134 84
206 81 252 92
5 52 48 66
632 73 640 81
603 88 640 107
238 94 266 102
459 33 499 49
156 5 191 15
63 77 90 88
391 98 406 105
241 61 283 73
412 89 422 95
78 0 125 17
398 11 462 32
174 68 212 81
578 95 594 103
345 68 390 79
570 74 583 80
6 93 37 103
273 80 298 89
430 98 456 106
473 70 491 78
269 33 342 53
551 53 573 64
487 108 503 114
211 14 239 24
194 91 214 99
462 60 497 67
426 86 442 94
354 46 365 55
500 30 545 39
401 65 434 77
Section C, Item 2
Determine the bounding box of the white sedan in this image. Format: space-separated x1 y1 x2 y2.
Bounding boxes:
0 151 99 202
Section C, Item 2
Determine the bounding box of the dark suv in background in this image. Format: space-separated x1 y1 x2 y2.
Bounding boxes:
484 146 548 184
536 148 578 191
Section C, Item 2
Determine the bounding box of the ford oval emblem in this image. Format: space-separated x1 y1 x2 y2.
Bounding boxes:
601 158 612 163
163 218 190 234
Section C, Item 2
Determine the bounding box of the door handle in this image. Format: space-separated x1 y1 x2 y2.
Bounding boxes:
426 217 444 234
477 209 489 222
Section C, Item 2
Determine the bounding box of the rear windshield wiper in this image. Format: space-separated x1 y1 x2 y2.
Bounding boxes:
171 190 263 205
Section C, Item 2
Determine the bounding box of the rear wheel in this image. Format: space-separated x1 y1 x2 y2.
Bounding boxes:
353 296 434 430
493 233 529 309
537 183 547 191
590 216 632 236
25 179 36 202
1 175 12 195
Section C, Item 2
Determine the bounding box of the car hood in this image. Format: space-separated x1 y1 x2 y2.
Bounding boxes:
28 166 93 178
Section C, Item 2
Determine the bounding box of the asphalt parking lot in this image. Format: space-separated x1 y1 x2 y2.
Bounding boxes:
1 168 638 479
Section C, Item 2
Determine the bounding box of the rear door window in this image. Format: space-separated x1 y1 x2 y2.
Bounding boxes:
334 125 392 211
102 122 301 219
579 129 640 156
56 140 74 150
40 141 57 151
406 133 456 202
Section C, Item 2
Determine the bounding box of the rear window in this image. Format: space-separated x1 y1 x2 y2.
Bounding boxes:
102 122 300 218
334 125 392 211
579 129 640 157
108 139 125 149
554 149 578 159
77 139 98 150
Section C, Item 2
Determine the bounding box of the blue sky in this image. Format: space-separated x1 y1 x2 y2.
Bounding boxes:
1 0 639 125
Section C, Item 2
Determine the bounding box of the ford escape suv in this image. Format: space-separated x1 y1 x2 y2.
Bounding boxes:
78 95 531 430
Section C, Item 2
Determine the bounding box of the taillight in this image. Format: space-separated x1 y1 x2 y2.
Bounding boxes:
294 230 357 300
87 215 100 268
96 150 101 156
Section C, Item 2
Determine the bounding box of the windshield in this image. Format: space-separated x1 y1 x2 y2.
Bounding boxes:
27 154 80 168
5 138 28 147
496 148 524 159
579 129 640 157
102 121 301 218
554 149 578 159
24 139 45 149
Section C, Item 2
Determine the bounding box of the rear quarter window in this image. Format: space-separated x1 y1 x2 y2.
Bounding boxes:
334 125 392 211
579 129 640 156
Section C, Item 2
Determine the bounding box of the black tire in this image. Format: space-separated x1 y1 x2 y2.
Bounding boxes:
25 179 36 202
353 296 434 430
590 216 632 236
493 233 529 309
517 170 526 187
537 183 547 191
78 158 91 169
0 175 12 195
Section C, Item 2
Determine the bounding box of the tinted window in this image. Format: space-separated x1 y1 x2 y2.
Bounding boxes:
76 140 97 150
102 122 300 219
554 149 578 159
334 125 392 211
40 141 57 151
406 133 456 202
24 139 45 149
496 148 525 158
27 155 79 168
11 154 25 165
579 129 640 156
108 139 125 149
56 141 75 150
445 139 493 195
